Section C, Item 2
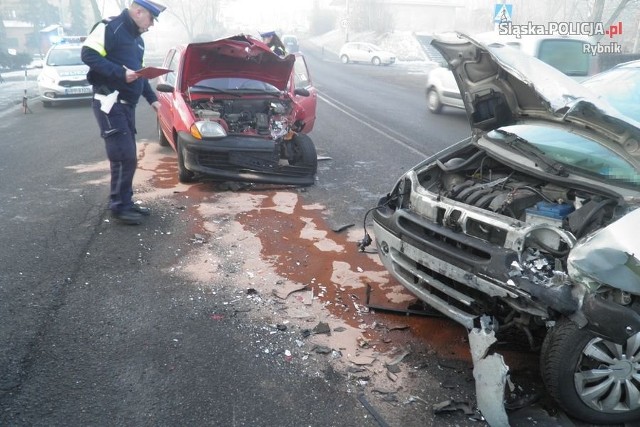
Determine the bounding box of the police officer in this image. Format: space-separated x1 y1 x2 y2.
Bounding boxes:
260 31 287 57
81 0 166 225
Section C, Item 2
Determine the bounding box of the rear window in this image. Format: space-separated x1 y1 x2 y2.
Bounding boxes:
537 39 590 77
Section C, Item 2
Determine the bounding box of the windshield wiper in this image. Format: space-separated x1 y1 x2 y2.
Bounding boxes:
190 85 241 97
493 129 569 177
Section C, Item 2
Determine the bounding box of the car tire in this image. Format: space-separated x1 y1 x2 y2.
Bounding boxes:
157 119 170 147
427 88 443 114
340 55 349 64
372 56 381 66
289 134 317 173
541 318 640 424
177 139 196 183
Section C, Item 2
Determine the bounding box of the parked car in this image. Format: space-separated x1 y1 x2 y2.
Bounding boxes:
582 59 640 122
282 34 299 53
371 33 640 424
339 42 396 66
426 33 596 114
27 54 44 69
37 39 92 107
156 34 318 185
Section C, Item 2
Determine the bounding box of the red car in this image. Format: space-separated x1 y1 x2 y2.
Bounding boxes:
156 35 318 185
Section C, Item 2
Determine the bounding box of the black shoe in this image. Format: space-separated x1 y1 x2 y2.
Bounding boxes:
112 209 144 225
131 204 151 216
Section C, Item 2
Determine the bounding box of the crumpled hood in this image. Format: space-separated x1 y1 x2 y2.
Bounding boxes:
568 208 640 293
431 32 640 160
181 34 295 91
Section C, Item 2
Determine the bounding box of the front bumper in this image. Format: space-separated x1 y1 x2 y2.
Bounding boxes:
178 132 315 186
38 82 93 102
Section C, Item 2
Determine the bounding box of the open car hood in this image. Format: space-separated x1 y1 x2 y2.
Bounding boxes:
181 35 295 91
431 32 640 159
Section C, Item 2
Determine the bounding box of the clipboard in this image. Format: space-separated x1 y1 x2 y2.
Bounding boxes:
135 67 172 79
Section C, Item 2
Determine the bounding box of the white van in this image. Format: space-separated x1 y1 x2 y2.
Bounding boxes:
426 33 595 113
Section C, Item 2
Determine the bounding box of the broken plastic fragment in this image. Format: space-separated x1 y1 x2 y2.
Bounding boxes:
468 316 510 427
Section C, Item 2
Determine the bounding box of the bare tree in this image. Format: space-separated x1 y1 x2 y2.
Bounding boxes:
161 0 220 41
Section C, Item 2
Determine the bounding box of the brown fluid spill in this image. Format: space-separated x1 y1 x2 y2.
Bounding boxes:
139 146 533 369
238 191 477 361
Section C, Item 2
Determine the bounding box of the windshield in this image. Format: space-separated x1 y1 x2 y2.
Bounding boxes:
46 46 84 66
192 78 280 93
537 39 590 76
487 124 640 187
582 66 640 121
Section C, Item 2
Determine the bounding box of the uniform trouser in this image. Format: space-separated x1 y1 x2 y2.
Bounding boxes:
91 99 137 214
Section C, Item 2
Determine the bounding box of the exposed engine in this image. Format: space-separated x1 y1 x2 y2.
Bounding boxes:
421 150 627 293
191 97 292 140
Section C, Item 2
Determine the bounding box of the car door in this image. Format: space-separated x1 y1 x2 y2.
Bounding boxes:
291 54 317 132
156 49 179 147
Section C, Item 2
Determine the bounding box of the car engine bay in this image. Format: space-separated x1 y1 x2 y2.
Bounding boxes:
190 97 293 140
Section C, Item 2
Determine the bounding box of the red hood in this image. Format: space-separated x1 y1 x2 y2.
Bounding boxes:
180 35 295 91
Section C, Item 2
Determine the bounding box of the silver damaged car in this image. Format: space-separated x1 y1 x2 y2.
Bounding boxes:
371 33 640 424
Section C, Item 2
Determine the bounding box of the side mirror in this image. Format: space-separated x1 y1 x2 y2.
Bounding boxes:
156 83 174 93
294 88 310 97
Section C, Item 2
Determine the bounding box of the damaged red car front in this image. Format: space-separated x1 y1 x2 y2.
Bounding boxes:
156 34 318 185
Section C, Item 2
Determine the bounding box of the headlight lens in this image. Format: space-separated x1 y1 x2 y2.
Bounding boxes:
190 121 227 140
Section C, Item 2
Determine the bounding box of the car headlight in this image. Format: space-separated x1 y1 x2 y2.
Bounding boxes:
190 121 227 140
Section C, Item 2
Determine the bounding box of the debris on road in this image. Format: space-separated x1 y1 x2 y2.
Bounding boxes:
432 399 474 416
271 282 308 299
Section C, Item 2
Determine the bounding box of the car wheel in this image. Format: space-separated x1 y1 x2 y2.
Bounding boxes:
541 318 640 424
42 100 52 108
157 119 169 147
340 55 349 64
177 139 196 183
427 88 443 114
371 56 381 66
289 134 317 173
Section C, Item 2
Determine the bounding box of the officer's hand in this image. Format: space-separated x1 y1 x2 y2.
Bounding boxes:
151 101 161 113
123 66 139 84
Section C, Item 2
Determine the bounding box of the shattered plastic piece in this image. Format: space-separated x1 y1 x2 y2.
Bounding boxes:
432 399 474 416
386 350 410 367
312 345 332 354
272 282 308 299
469 317 510 427
210 314 224 321
332 223 355 233
331 350 342 359
312 321 331 335
357 393 392 427
333 326 347 333
386 371 398 382
386 364 401 374
348 354 376 365
246 288 258 295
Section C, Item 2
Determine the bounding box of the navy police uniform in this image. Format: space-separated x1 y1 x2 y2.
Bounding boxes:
81 0 165 223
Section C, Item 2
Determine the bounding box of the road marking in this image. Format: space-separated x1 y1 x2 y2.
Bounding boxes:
318 91 429 157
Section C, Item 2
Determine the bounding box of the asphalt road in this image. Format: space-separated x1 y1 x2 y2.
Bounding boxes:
1 44 595 426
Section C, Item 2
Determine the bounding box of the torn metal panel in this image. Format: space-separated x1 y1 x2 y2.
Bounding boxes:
568 208 640 293
469 317 510 427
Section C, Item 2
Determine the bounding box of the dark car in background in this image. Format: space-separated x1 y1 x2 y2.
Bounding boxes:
282 34 299 53
371 33 640 424
156 35 318 185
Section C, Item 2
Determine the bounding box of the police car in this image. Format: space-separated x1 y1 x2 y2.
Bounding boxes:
37 37 92 107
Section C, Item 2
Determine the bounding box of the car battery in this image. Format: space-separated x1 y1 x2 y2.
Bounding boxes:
525 202 575 250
